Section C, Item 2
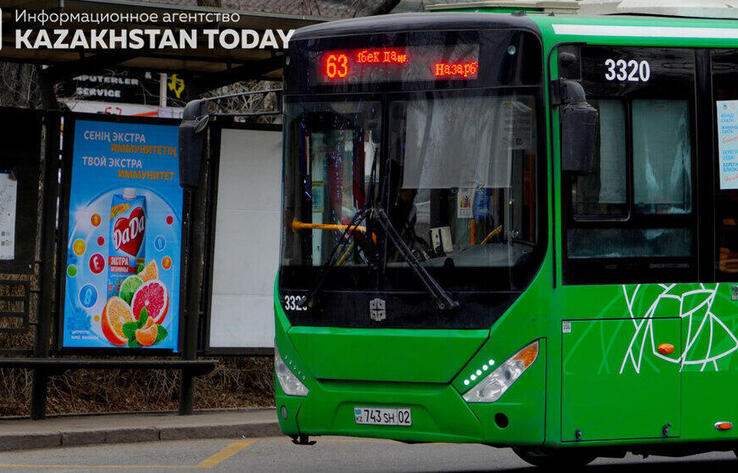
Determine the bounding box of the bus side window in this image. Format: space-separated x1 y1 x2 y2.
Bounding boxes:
571 99 627 219
567 99 694 260
563 46 697 285
632 100 692 215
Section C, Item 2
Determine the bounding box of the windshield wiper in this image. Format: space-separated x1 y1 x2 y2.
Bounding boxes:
370 208 459 311
305 208 371 309
303 206 459 312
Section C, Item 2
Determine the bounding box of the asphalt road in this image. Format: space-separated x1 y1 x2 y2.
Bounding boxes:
0 436 736 473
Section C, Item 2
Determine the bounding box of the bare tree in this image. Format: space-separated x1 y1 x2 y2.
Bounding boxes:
202 79 281 122
0 63 43 109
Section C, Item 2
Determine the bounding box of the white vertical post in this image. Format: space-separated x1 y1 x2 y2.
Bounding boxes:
159 73 167 108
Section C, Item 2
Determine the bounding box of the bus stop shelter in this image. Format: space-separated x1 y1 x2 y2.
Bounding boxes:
0 0 325 419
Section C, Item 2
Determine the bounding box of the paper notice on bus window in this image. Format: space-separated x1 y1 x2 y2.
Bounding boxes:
457 188 473 218
0 170 17 260
311 182 324 213
717 100 738 190
502 100 533 151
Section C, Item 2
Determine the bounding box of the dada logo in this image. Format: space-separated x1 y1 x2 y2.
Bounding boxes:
112 207 145 256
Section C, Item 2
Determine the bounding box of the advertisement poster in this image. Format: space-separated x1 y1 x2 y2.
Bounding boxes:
717 100 738 190
63 119 181 351
0 171 18 260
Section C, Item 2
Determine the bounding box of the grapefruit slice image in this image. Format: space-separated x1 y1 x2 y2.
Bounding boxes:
101 296 135 346
138 260 159 282
131 279 169 324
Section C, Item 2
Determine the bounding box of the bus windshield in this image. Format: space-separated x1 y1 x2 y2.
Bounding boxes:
387 92 537 269
281 89 540 285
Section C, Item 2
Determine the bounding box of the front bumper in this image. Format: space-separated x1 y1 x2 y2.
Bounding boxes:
275 342 546 446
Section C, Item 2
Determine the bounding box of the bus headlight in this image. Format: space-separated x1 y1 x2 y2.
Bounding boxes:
462 341 538 403
275 348 309 397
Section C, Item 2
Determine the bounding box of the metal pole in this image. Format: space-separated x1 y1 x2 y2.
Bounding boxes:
31 113 59 420
178 126 209 415
178 187 195 415
30 370 49 420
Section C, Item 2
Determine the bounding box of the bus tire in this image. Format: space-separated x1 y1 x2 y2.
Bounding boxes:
512 447 596 469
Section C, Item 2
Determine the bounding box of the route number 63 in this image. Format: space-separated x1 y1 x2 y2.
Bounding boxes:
604 59 651 82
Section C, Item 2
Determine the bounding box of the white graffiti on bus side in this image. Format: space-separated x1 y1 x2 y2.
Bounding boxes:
621 284 738 374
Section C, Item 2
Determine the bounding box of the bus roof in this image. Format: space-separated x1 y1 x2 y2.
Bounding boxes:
426 1 580 14
290 12 537 41
290 10 738 49
427 0 738 19
530 13 738 47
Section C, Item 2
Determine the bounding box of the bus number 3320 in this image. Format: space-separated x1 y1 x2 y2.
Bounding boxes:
604 58 651 82
283 294 307 311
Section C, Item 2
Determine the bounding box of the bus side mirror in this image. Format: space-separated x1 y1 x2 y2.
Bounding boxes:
556 80 599 174
178 99 210 188
561 103 598 174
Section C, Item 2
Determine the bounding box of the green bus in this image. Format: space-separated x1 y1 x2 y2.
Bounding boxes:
275 4 738 466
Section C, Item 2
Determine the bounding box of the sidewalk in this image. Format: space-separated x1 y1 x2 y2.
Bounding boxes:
0 408 281 452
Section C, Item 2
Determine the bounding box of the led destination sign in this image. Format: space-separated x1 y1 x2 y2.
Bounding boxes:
312 44 480 85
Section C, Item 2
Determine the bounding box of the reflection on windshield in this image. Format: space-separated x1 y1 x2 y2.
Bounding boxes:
281 91 539 273
388 93 538 268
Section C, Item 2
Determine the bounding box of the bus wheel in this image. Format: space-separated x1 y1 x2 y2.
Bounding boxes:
512 447 596 469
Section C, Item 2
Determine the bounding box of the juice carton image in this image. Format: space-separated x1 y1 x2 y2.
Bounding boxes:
107 188 146 298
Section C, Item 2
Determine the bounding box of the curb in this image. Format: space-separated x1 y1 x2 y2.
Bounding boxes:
0 420 282 452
